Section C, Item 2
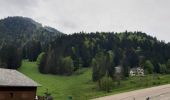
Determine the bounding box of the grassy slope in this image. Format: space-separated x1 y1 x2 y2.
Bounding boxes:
18 60 100 100
18 60 170 100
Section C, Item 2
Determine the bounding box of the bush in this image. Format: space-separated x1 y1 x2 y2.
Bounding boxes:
159 64 167 74
152 81 157 85
36 52 45 66
98 76 113 92
61 56 74 75
130 80 136 84
74 68 86 75
144 60 154 74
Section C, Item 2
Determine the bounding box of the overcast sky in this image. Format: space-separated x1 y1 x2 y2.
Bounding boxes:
0 0 170 42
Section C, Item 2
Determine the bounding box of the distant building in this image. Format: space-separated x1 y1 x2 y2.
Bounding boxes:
0 68 40 100
115 66 122 74
129 67 144 76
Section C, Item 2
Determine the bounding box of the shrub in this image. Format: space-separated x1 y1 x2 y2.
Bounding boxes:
61 56 74 75
98 76 113 92
74 68 86 75
144 60 154 74
152 81 157 85
36 52 45 66
130 80 136 84
159 64 167 74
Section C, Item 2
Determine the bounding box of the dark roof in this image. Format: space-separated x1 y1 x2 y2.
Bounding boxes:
0 68 40 87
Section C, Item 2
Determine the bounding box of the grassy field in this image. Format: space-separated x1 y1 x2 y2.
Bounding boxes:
18 60 101 100
18 60 170 100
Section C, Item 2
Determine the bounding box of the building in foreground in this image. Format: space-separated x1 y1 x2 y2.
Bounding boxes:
0 68 40 100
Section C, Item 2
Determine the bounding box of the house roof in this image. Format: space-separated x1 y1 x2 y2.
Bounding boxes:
130 68 137 71
0 68 40 87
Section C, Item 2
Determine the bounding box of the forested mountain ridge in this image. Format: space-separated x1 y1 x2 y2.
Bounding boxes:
0 16 170 82
0 16 63 69
0 16 62 46
39 32 170 79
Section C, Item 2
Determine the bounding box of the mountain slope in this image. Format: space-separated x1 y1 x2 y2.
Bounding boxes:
39 32 170 76
0 16 63 46
0 16 63 69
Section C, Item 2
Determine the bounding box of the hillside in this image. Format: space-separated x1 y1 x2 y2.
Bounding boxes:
19 60 170 100
0 16 63 69
18 60 95 99
0 16 63 46
39 32 170 77
1 16 170 99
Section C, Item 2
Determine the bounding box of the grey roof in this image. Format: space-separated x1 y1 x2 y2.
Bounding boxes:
0 68 40 87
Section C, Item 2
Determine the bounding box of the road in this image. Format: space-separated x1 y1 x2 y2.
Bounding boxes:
93 84 170 100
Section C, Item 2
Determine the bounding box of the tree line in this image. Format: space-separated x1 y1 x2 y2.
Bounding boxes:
38 31 170 80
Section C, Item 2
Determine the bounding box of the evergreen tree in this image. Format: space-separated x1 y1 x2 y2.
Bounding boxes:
61 56 74 75
166 59 170 73
0 44 22 69
92 58 99 81
159 64 167 74
37 52 45 66
144 60 154 74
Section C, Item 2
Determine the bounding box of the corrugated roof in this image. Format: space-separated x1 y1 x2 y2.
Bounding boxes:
0 68 40 87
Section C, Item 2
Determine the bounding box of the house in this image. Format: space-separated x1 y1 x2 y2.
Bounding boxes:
115 66 122 74
129 67 144 76
0 68 40 100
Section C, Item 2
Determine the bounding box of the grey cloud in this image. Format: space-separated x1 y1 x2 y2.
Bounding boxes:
0 0 39 17
0 0 170 42
0 0 39 8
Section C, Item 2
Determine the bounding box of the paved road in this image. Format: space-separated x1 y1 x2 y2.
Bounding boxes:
93 84 170 100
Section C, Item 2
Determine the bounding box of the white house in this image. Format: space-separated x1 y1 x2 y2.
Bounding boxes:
129 67 144 76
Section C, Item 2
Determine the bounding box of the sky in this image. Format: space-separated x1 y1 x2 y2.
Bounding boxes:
0 0 170 42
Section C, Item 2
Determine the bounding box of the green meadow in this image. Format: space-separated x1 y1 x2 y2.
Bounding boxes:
19 60 170 100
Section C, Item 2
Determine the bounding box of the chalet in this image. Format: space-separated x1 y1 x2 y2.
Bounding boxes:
0 68 40 100
129 67 144 76
115 66 122 74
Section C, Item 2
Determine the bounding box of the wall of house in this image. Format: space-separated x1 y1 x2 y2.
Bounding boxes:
0 87 37 100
